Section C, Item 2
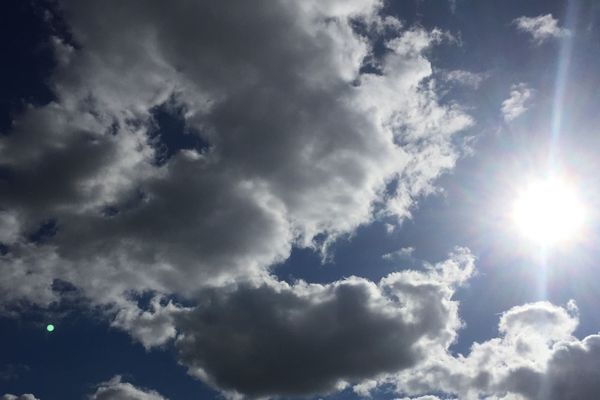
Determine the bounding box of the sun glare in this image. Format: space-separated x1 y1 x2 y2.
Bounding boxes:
512 177 586 246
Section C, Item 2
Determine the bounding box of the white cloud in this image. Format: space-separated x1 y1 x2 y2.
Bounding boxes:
513 14 570 44
501 83 534 122
353 379 379 396
89 376 168 400
111 297 188 349
374 300 600 400
384 223 397 234
382 246 415 261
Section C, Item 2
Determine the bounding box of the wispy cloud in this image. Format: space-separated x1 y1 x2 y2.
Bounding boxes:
443 69 487 89
514 14 570 44
502 83 534 121
382 246 415 261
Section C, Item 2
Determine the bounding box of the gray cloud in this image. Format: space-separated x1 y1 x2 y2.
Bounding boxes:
173 250 474 398
503 334 600 400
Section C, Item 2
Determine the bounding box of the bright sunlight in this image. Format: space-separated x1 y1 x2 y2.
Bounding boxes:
512 177 586 246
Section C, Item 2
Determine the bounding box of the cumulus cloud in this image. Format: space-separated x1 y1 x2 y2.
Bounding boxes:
502 334 600 400
513 14 570 44
173 249 475 398
0 1 482 398
501 83 534 122
0 0 471 313
108 249 475 398
89 376 168 400
373 300 600 400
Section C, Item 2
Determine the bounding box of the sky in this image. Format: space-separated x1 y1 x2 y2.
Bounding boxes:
2 0 600 399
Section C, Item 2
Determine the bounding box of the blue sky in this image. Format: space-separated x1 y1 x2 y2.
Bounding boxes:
2 1 600 399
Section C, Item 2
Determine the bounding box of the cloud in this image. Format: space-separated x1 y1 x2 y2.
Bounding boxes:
2 3 595 398
375 300 600 400
442 70 487 89
0 1 481 398
513 14 570 44
384 223 397 234
114 249 475 397
501 83 534 122
502 334 600 400
0 0 471 313
396 396 449 400
172 249 474 398
382 246 415 261
2 377 169 400
5 2 598 400
111 297 187 349
89 376 168 400
0 211 20 243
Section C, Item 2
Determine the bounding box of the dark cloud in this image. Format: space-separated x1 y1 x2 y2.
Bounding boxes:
177 282 416 397
173 250 473 398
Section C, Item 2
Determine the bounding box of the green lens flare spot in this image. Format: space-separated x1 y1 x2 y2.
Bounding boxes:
46 324 55 332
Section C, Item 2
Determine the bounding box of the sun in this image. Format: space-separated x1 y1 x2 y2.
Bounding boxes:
512 177 586 246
